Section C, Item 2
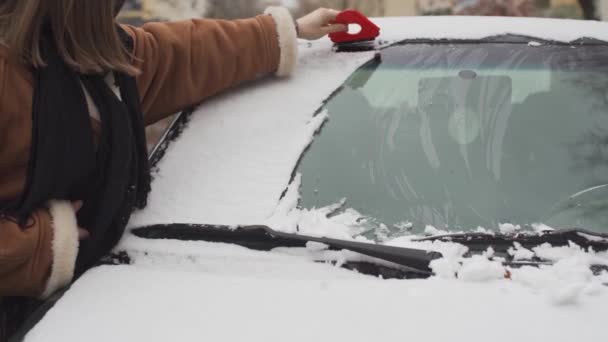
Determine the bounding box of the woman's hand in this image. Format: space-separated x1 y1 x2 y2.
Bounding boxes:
71 201 90 240
296 8 348 40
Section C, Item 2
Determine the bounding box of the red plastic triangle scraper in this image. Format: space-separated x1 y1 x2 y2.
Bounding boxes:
329 10 380 44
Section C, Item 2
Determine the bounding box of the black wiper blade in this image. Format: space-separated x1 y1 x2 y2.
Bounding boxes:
416 228 608 254
132 224 443 273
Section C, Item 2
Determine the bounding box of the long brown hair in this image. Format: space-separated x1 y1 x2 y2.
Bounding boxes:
0 0 139 75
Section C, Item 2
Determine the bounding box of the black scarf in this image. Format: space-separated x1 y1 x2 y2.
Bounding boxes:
6 28 150 274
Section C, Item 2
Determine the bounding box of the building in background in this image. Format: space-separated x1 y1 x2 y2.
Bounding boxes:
417 0 584 18
118 0 417 20
386 0 417 16
117 0 152 24
416 0 452 14
294 0 416 17
119 0 595 21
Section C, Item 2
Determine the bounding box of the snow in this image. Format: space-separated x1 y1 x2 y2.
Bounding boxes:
34 215 608 342
128 41 375 228
427 243 469 279
512 257 605 306
246 180 608 302
243 172 608 306
457 255 506 282
579 232 608 242
394 221 413 231
26 16 608 341
499 223 521 234
532 223 555 233
264 174 371 240
25 261 608 342
424 225 449 236
130 16 608 229
508 242 535 261
371 16 608 43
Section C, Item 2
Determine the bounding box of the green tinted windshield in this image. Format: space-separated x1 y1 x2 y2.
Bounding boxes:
298 42 608 235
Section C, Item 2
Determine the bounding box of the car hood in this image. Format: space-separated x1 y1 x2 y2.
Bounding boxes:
26 237 608 342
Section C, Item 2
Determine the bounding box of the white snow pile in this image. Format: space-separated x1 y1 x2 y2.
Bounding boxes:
265 173 371 240
260 173 608 307
373 16 608 43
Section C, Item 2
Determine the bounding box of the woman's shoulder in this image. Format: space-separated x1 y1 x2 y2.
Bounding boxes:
0 43 7 58
0 45 32 84
0 45 34 115
0 46 7 108
0 44 9 75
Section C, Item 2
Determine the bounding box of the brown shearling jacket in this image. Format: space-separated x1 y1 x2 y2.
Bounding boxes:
0 7 298 298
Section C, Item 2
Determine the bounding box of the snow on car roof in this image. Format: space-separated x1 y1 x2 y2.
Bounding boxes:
373 16 608 43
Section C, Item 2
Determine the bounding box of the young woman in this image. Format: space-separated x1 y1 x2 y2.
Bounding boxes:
0 0 346 302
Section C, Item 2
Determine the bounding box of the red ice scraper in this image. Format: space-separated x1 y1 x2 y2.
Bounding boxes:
329 10 380 44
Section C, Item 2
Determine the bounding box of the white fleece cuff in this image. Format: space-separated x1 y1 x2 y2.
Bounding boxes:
265 6 298 77
41 200 79 299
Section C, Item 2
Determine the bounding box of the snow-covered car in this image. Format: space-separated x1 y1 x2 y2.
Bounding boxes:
21 16 608 342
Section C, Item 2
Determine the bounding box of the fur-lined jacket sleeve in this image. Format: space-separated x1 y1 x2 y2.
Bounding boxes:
0 7 297 299
123 7 298 126
0 201 79 298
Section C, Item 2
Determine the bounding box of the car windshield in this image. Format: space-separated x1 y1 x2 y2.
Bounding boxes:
297 41 608 236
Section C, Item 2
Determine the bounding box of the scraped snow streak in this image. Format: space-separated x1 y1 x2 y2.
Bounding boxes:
26 17 608 342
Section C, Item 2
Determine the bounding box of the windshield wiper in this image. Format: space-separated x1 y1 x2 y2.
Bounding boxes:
417 228 608 275
416 228 608 253
131 225 608 279
132 224 443 274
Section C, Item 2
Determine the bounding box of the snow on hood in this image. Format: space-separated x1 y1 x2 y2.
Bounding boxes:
102 167 608 342
25 249 608 342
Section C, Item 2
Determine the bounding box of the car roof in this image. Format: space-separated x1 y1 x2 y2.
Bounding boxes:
370 16 608 44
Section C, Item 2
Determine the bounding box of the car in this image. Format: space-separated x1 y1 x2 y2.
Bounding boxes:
20 16 608 342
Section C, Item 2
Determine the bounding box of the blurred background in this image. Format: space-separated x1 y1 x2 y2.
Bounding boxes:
118 0 608 149
119 0 608 24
